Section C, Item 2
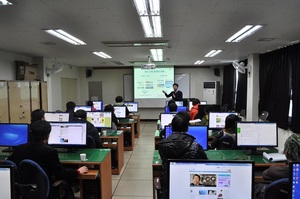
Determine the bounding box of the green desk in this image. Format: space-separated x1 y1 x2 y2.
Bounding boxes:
152 150 286 199
118 119 137 151
1 149 112 199
154 130 160 150
157 120 160 130
101 130 124 175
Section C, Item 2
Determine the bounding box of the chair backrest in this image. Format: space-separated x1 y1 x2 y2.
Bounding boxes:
19 159 50 199
259 111 269 121
87 135 96 148
263 178 289 199
217 135 235 150
1 159 19 182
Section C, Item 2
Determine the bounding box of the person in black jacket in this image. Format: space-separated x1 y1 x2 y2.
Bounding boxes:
162 83 183 101
65 101 76 121
104 104 119 126
210 114 240 149
7 120 88 199
71 110 103 148
31 109 45 123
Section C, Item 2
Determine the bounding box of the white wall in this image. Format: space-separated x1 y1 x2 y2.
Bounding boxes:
0 50 33 80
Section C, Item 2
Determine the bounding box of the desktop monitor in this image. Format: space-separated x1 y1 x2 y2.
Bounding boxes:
165 125 208 150
160 113 176 129
0 165 15 199
74 105 91 112
44 112 69 122
209 112 238 129
86 100 103 111
168 160 254 199
189 101 208 110
236 122 278 155
0 123 28 151
48 123 87 148
290 162 300 199
86 111 112 128
166 100 184 107
165 106 187 113
124 102 139 113
114 106 127 119
200 101 207 105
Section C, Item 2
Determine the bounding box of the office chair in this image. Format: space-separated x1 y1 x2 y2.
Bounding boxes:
216 136 235 150
259 111 269 121
263 178 289 199
240 109 246 118
2 159 19 181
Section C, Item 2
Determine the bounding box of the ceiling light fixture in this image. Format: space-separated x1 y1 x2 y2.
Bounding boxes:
194 60 205 65
204 50 223 57
150 49 163 61
44 29 86 45
149 0 160 15
92 52 112 59
140 16 153 37
133 0 148 15
0 0 12 5
152 16 162 37
226 25 263 42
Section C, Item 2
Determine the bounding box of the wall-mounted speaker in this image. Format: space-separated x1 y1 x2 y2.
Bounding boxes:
86 69 92 78
214 68 220 77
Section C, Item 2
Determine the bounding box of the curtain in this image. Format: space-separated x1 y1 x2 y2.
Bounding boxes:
222 64 235 111
259 49 290 129
290 44 300 133
235 59 248 113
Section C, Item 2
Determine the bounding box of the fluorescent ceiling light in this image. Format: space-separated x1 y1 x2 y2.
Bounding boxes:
194 60 205 65
226 25 263 42
204 50 223 57
149 0 160 15
133 0 148 15
140 16 153 37
152 16 162 37
92 52 112 59
150 49 163 61
44 29 86 45
0 0 12 5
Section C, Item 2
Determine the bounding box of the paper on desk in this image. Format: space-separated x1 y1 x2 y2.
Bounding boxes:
263 152 287 162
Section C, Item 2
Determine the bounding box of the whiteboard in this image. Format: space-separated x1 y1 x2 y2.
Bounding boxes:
175 73 190 98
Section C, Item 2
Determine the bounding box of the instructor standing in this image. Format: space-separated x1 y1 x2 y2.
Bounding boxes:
162 83 183 101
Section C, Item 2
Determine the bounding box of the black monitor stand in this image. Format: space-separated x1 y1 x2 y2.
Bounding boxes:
244 147 263 155
2 147 14 153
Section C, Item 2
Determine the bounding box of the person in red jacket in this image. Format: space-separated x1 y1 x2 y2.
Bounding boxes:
190 98 200 120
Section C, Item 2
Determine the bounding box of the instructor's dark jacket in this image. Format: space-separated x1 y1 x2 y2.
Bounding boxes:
164 90 183 101
7 142 78 182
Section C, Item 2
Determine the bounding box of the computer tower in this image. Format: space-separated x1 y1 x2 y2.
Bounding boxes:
203 81 220 105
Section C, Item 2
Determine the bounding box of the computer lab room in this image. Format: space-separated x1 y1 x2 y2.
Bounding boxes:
0 0 300 199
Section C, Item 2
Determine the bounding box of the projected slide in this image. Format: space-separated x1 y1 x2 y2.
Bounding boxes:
134 66 174 99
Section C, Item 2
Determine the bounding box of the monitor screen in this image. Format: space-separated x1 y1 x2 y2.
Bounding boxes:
165 126 208 150
209 112 238 129
236 122 277 147
175 101 184 106
44 112 69 122
0 124 28 147
48 123 87 147
114 106 127 118
291 162 300 199
124 102 139 113
160 113 176 129
168 160 254 199
0 165 15 199
74 105 91 112
86 111 112 128
89 101 103 111
200 101 207 105
189 101 207 110
165 106 187 113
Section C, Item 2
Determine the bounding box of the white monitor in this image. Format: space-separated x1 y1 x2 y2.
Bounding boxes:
175 101 184 106
48 123 87 147
236 122 278 147
44 112 69 122
114 106 127 118
169 160 254 199
0 165 15 199
91 101 103 111
200 101 207 105
124 102 139 113
160 113 176 129
74 105 91 112
86 111 112 128
209 112 238 129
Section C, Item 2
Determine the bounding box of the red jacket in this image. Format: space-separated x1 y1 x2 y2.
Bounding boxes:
190 104 199 120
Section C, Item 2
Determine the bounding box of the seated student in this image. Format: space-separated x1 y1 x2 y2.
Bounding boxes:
168 102 178 113
31 109 45 123
87 100 97 112
199 106 214 126
104 104 119 127
190 98 200 120
263 133 300 181
7 120 88 199
210 114 240 149
71 110 103 148
114 96 130 117
65 101 76 121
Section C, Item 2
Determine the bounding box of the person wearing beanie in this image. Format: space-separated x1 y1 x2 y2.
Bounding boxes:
263 133 300 181
210 114 240 149
7 120 88 199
